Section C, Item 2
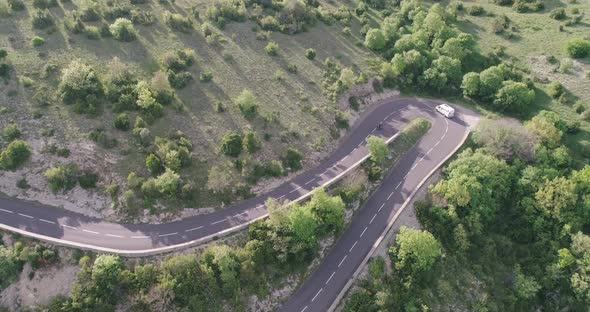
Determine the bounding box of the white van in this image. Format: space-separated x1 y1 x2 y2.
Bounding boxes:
435 103 455 118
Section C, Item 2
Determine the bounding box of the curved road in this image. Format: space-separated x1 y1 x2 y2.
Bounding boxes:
0 97 476 309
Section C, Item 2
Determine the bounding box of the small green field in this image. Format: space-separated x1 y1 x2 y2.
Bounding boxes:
453 0 590 161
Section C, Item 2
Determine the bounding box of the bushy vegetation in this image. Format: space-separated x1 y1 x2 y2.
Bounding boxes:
566 38 590 59
109 18 137 42
0 140 31 170
57 60 104 115
0 241 58 291
35 190 344 310
346 107 590 310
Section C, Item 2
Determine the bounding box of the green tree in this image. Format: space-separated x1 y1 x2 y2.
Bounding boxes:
566 38 590 58
57 60 103 106
243 130 261 154
220 131 242 157
513 265 541 300
431 149 515 233
461 72 481 98
526 112 563 148
364 29 386 50
367 135 388 165
145 153 163 175
305 48 316 60
289 204 318 246
307 188 345 235
389 227 442 274
109 18 137 42
136 81 164 121
535 176 578 224
153 168 180 198
0 246 20 289
0 140 31 170
235 89 258 119
2 123 21 142
421 56 462 92
44 164 78 193
282 148 303 171
91 255 124 299
493 80 535 114
113 113 130 131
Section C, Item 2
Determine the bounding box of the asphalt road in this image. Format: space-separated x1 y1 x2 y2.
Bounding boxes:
0 97 474 309
280 100 474 312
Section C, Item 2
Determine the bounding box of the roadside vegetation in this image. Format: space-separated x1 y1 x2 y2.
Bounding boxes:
341 0 590 310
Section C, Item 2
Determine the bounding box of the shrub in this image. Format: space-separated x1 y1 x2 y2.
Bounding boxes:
57 61 104 113
566 38 590 58
145 153 163 175
305 48 316 60
493 81 535 114
114 113 130 130
0 49 7 59
235 89 258 119
549 8 567 20
161 49 195 72
16 178 30 189
243 131 261 154
7 0 25 11
574 101 586 114
287 63 298 74
282 148 302 171
167 71 192 89
2 123 21 142
32 10 54 29
153 169 180 198
259 15 280 31
364 29 386 50
31 36 45 46
78 169 98 189
44 164 78 192
220 131 242 157
199 71 213 82
110 18 137 42
165 12 193 32
0 140 31 170
79 5 101 22
85 26 101 40
265 41 279 56
547 81 564 98
467 5 484 16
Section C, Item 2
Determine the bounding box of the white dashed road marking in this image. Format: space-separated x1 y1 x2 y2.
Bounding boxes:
211 219 226 225
338 255 347 268
158 232 178 237
395 181 403 189
326 271 336 285
233 212 248 218
360 227 368 238
131 235 150 239
305 179 315 185
83 229 99 235
39 219 55 224
387 191 394 200
370 214 377 224
378 203 385 212
300 306 308 312
311 288 323 302
61 225 77 230
185 226 204 232
349 240 358 252
18 213 34 219
105 234 124 238
0 208 13 213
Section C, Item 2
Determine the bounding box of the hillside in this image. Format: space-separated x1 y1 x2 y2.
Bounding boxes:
0 0 375 220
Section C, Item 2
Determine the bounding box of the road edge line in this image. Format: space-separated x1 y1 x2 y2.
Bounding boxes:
327 128 471 312
0 132 403 257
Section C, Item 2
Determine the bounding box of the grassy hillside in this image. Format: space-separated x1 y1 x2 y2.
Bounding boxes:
454 0 590 159
0 0 376 218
